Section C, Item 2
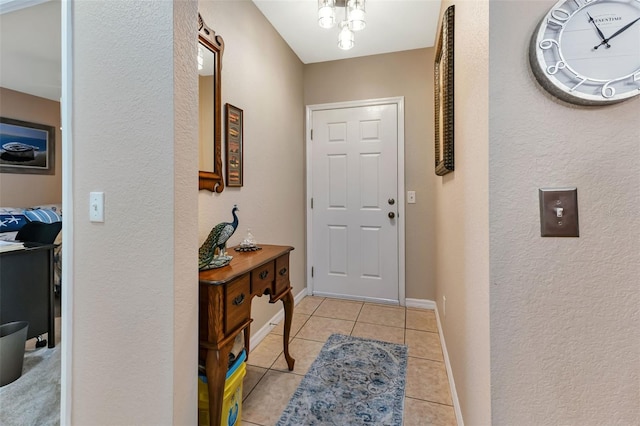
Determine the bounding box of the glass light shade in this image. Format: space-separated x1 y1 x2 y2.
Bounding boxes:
348 0 366 31
318 0 336 29
338 23 354 50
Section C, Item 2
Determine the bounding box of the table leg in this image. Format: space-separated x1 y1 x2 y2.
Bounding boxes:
205 342 232 426
243 324 251 361
281 289 295 371
47 248 55 348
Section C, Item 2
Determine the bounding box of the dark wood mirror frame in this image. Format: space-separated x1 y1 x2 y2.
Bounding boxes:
198 13 224 192
434 5 454 176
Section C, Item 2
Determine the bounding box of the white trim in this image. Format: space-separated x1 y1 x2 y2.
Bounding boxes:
434 305 464 426
248 288 308 351
396 99 406 306
60 0 73 424
305 105 314 295
405 298 436 310
305 97 406 305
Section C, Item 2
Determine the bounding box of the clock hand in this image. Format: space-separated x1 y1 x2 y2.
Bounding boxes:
587 12 610 48
595 16 640 49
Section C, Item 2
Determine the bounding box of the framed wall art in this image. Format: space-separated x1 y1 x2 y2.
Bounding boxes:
0 117 55 175
434 5 454 176
225 103 243 187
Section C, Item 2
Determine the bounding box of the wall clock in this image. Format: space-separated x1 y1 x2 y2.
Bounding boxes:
530 0 640 105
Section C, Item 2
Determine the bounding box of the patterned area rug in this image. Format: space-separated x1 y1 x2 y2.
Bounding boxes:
277 334 408 426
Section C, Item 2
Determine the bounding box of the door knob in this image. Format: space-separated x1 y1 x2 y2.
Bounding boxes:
388 198 395 205
388 212 395 219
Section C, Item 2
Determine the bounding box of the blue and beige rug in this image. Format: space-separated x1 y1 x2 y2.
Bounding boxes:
277 334 408 426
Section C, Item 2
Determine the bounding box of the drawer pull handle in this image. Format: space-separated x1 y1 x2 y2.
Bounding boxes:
279 267 288 276
259 270 269 280
232 294 245 306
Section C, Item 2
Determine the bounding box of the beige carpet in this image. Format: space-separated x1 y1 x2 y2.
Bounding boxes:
0 317 61 425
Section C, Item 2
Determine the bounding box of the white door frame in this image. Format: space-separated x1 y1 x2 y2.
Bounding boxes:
61 0 73 423
305 97 406 306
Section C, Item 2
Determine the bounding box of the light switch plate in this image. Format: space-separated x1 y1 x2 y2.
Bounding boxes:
90 192 105 222
539 188 578 237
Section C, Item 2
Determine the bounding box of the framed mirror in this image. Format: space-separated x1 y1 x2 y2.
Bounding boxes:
198 13 224 192
434 5 454 176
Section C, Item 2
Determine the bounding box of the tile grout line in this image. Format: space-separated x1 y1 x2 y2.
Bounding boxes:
406 354 445 364
242 366 267 403
404 307 407 345
404 395 455 408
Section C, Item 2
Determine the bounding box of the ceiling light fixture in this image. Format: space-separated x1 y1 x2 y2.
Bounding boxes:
318 0 366 50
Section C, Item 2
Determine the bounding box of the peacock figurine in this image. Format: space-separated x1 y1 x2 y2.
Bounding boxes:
199 205 239 270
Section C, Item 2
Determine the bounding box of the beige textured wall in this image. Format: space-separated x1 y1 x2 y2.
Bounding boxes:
69 0 198 423
489 1 639 424
0 87 62 207
172 1 199 423
434 0 491 424
197 1 306 335
304 49 435 300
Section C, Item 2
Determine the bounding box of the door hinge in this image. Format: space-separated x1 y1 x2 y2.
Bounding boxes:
311 198 313 209
311 129 313 140
311 266 314 277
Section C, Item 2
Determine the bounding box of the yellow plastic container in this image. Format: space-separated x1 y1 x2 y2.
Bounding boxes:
198 376 209 426
199 350 246 426
220 360 245 426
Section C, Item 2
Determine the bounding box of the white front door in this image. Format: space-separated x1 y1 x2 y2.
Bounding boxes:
309 101 400 303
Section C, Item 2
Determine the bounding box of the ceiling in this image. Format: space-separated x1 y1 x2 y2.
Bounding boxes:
0 0 61 101
0 0 441 101
253 0 442 64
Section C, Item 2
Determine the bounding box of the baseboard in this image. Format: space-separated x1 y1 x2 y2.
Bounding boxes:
249 287 308 350
434 305 464 426
405 298 436 310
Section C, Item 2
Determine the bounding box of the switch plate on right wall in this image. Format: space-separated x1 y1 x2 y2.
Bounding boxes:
539 188 579 237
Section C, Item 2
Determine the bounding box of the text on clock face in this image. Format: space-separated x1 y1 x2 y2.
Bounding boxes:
533 0 640 103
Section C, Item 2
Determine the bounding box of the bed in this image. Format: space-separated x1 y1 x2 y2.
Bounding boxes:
0 204 62 289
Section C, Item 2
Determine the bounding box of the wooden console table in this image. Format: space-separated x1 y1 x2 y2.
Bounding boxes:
198 244 296 426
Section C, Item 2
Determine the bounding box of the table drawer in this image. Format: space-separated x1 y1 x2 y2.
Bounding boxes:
251 262 274 296
275 253 290 295
224 275 251 334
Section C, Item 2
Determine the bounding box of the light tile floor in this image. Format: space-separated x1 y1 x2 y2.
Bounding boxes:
241 296 457 426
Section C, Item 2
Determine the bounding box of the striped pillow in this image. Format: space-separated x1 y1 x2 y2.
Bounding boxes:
24 208 61 224
32 204 62 216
